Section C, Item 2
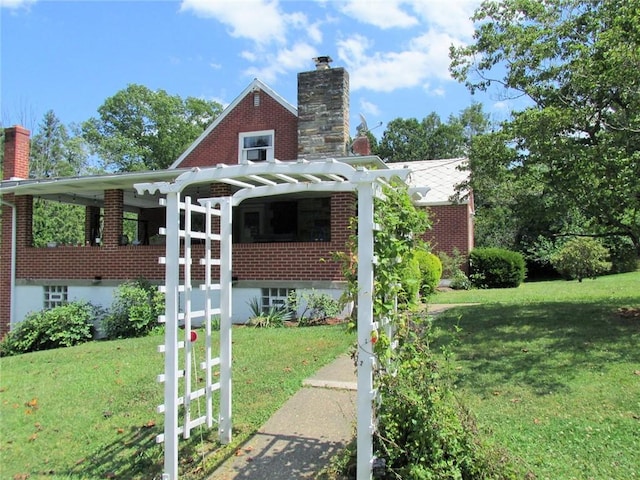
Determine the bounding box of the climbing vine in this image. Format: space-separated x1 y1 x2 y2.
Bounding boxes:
333 182 521 478
334 180 431 353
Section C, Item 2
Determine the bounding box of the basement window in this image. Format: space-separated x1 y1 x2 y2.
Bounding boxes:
261 287 294 313
44 285 68 309
239 130 274 163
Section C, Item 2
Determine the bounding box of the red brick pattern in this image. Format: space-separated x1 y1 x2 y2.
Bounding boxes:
423 203 474 258
177 92 298 168
3 126 30 180
103 190 124 248
0 194 16 337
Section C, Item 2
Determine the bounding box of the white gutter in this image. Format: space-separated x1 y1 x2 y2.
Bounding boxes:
1 199 16 329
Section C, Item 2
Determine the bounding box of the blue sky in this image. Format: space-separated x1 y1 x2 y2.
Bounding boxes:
1 0 516 139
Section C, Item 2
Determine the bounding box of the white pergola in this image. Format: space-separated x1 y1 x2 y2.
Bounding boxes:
135 158 410 480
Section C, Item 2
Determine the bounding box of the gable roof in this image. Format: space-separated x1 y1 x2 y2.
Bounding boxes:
169 79 297 169
393 158 470 206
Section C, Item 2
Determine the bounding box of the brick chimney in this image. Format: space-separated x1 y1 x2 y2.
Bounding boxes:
297 56 350 159
351 135 371 156
4 126 30 180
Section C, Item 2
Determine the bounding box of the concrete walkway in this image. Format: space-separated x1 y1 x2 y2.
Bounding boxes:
208 355 357 479
208 304 471 479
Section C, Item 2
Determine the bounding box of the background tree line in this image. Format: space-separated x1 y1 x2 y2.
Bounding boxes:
2 0 638 273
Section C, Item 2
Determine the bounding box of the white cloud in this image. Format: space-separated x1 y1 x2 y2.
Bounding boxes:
180 0 288 45
338 0 418 29
359 99 380 117
243 43 317 83
493 100 509 110
423 84 446 97
1 0 35 9
337 30 460 92
409 0 480 39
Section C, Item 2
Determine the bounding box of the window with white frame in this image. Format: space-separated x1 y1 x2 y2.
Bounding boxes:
44 285 68 309
239 130 274 163
261 287 294 313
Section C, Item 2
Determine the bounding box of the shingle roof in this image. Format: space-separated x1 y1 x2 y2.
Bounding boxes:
392 158 470 205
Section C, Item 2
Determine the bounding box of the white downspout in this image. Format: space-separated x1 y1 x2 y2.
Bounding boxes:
1 199 16 329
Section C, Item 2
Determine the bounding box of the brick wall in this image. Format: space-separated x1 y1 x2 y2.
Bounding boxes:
1 126 31 337
177 91 298 167
232 192 355 281
0 194 16 337
424 203 474 259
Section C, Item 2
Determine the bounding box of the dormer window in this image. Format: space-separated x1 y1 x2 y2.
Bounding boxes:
239 130 274 163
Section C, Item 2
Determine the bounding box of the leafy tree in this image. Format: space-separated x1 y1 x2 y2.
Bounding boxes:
375 103 490 161
450 0 640 256
551 237 612 282
82 84 223 172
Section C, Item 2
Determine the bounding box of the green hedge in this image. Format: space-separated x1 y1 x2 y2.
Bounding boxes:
469 247 526 288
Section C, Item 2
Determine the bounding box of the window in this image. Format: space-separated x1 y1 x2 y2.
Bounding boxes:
261 288 294 313
44 285 68 309
239 130 274 163
233 196 331 243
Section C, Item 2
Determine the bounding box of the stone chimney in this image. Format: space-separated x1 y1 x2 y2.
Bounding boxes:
3 126 30 180
297 56 350 159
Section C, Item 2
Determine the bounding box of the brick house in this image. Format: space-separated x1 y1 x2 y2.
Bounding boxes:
0 58 473 337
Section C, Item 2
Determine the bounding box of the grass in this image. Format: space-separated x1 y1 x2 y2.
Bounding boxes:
0 324 354 479
2 272 638 479
431 271 640 479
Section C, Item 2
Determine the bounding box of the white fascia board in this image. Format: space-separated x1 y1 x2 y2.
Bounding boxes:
0 169 188 196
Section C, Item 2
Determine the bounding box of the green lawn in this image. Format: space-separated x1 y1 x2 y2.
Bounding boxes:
432 271 640 479
0 325 354 479
2 273 638 479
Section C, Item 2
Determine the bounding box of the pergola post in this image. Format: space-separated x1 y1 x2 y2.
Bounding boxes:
218 197 233 443
356 181 376 480
163 191 180 480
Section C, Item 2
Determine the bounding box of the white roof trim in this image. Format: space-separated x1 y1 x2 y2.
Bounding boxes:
168 79 297 170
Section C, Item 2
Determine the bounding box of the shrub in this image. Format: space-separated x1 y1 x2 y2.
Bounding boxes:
288 290 342 326
551 237 612 282
469 247 526 288
246 297 291 328
603 236 639 273
414 250 442 295
374 315 521 479
0 301 99 356
437 248 467 279
102 280 164 339
450 269 472 290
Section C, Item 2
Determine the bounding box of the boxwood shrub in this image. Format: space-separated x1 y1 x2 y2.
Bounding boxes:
469 247 526 288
